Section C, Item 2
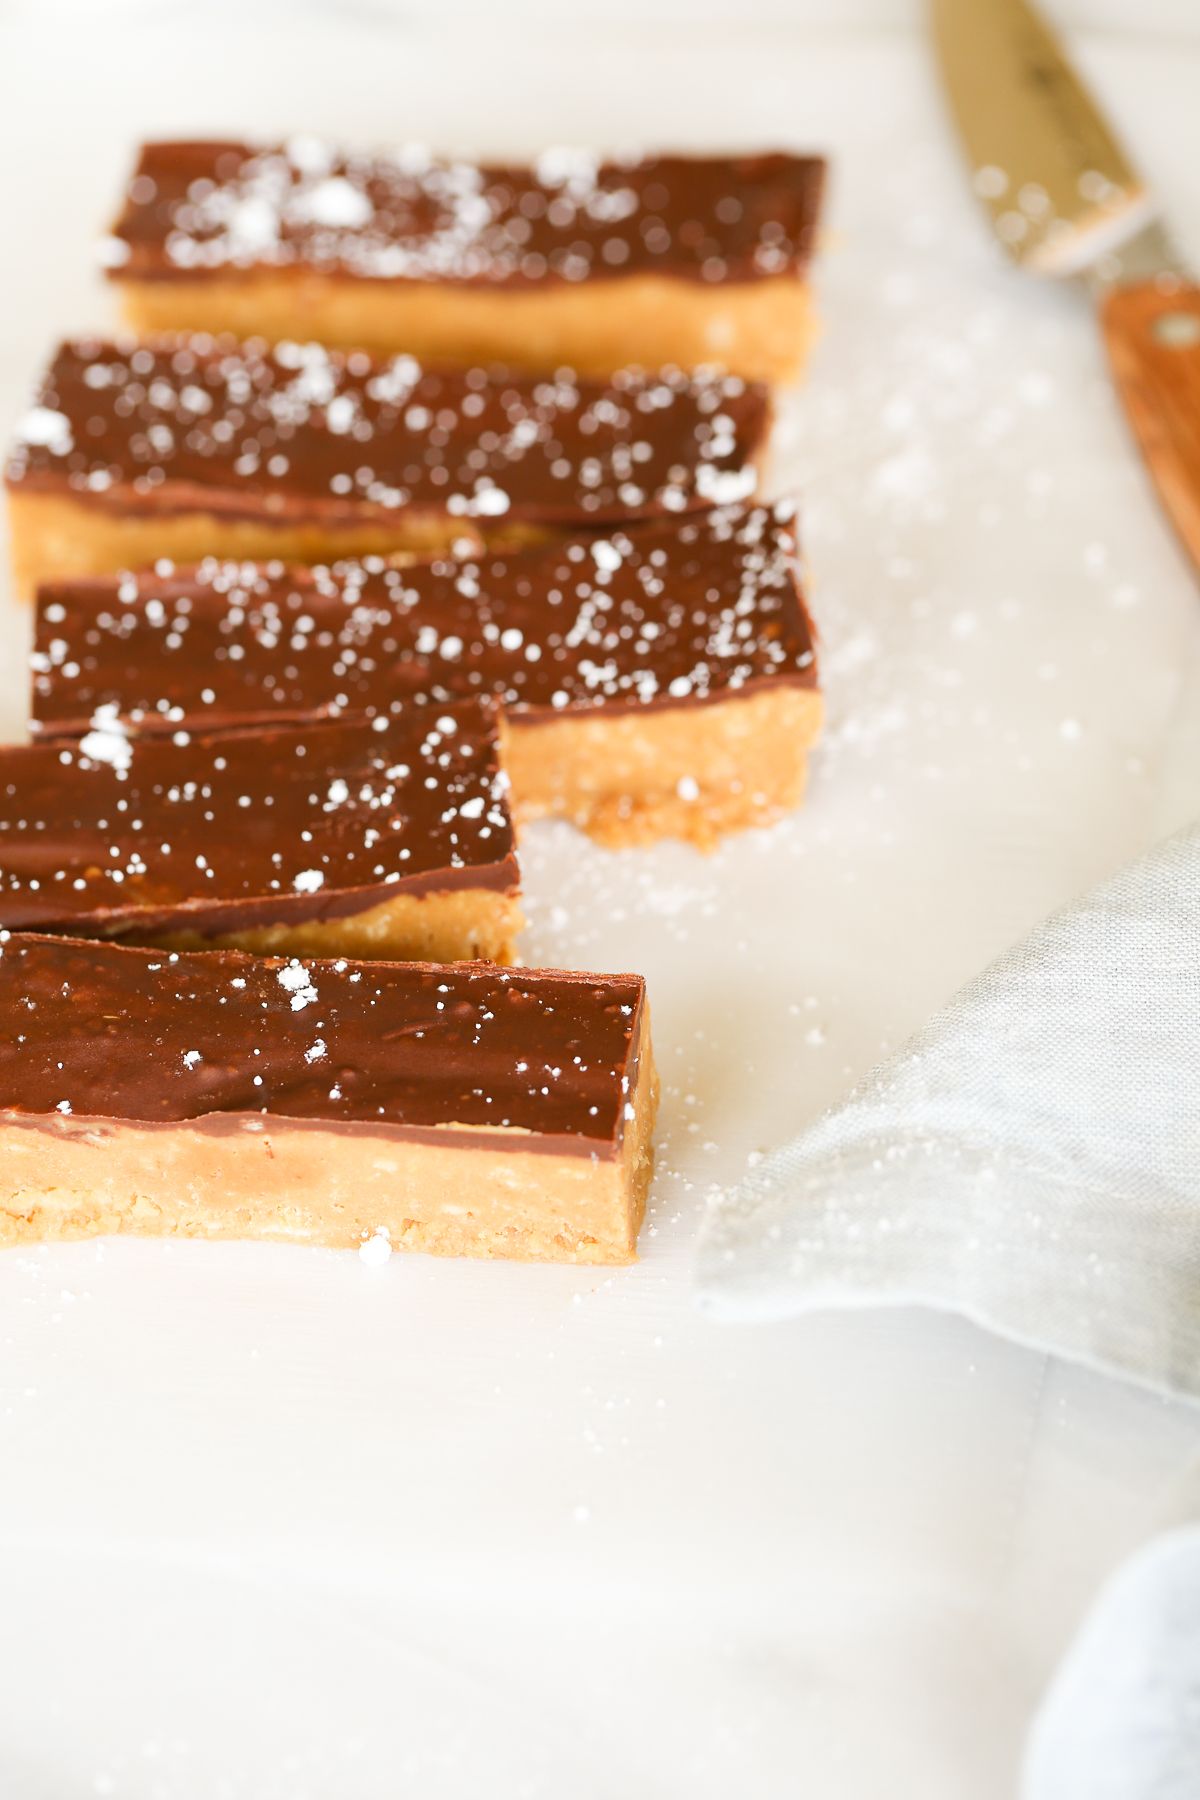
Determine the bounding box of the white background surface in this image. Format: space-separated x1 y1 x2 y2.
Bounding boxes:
0 4 1199 1796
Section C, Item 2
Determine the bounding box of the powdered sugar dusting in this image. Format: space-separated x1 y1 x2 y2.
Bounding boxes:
110 140 822 287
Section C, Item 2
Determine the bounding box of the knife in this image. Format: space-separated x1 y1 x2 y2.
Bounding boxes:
931 0 1200 574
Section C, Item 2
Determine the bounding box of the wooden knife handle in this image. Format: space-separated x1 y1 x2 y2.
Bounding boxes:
1100 281 1200 575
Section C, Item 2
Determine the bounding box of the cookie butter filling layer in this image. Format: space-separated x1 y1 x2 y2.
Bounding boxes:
0 703 522 961
0 936 657 1263
105 141 825 288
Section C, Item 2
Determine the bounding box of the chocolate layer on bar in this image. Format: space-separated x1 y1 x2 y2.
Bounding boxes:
106 141 825 288
5 338 768 529
0 705 516 939
0 934 644 1157
32 504 815 738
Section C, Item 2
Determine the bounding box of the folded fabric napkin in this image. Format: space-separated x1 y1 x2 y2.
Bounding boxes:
696 820 1200 1399
1022 1527 1200 1799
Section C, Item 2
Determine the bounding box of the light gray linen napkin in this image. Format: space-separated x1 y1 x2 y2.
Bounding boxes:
1022 1527 1200 1799
696 820 1200 1399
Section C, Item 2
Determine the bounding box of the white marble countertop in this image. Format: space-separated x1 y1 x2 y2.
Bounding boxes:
0 7 1198 1796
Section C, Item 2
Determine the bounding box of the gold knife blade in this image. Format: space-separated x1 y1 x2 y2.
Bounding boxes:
930 0 1158 276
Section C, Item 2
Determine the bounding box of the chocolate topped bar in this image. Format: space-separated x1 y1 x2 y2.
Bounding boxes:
0 934 645 1156
31 503 815 738
0 704 516 941
6 336 768 530
106 141 825 289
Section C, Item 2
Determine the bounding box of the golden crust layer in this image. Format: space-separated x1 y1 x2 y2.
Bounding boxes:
5 490 478 603
503 686 824 850
118 272 818 385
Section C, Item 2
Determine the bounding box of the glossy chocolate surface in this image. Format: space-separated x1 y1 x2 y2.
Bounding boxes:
107 140 825 287
5 337 768 527
0 934 643 1153
31 504 816 738
0 704 516 938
